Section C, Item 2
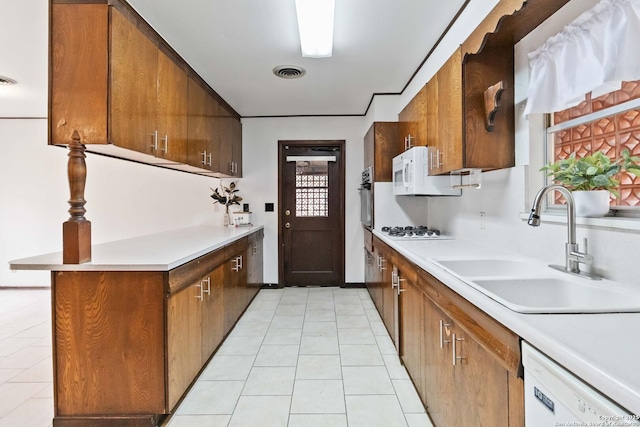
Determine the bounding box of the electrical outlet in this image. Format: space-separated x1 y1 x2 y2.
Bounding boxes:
480 212 486 229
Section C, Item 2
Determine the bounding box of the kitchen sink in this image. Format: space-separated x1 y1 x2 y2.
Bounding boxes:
470 277 640 314
430 257 640 314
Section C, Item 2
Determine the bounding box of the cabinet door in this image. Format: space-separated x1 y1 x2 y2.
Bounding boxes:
247 233 264 301
217 109 235 176
423 299 456 427
201 267 225 362
434 48 463 175
157 51 188 163
364 122 399 182
110 8 158 155
231 118 242 177
187 79 219 171
224 251 246 334
167 281 203 410
399 276 424 401
452 327 510 426
381 262 394 338
398 85 427 151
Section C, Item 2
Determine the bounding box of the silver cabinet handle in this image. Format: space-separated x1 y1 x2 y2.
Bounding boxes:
201 277 211 296
253 243 258 255
201 151 207 166
207 152 212 167
379 258 387 271
195 283 203 300
397 277 406 295
232 256 243 271
452 333 465 366
151 130 158 152
161 134 169 154
238 255 243 270
391 268 398 288
439 319 451 349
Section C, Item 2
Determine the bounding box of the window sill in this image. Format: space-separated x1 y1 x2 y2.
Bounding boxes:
518 212 640 232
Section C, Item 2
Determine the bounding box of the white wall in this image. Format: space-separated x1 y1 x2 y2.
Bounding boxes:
0 118 226 286
241 116 370 284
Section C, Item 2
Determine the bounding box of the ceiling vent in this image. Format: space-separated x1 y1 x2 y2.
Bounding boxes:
0 75 17 85
273 65 306 79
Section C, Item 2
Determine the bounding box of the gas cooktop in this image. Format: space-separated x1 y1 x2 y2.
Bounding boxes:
380 226 454 240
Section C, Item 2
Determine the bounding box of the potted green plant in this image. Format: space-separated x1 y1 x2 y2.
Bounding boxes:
540 150 640 217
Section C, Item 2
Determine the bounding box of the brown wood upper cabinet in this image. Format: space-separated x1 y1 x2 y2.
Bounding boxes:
50 1 242 177
111 9 188 163
187 78 220 172
364 122 399 182
398 85 428 151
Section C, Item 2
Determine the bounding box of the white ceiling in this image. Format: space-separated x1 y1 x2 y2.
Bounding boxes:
0 0 467 118
127 0 468 117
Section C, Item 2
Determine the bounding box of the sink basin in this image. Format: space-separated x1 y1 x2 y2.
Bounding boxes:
430 257 640 314
433 258 541 277
470 277 640 314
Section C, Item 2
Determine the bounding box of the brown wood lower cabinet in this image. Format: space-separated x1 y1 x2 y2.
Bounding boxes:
51 229 263 426
366 236 524 427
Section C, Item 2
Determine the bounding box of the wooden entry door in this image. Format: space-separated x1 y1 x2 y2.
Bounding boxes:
279 141 345 286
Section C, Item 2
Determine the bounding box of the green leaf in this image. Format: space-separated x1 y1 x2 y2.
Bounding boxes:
592 174 612 188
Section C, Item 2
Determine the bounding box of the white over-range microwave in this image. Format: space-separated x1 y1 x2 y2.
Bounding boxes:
392 146 461 196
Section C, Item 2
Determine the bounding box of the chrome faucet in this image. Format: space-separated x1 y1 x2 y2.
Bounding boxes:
528 184 601 280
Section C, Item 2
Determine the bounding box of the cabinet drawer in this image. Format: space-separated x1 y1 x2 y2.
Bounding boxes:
168 248 226 293
225 236 249 258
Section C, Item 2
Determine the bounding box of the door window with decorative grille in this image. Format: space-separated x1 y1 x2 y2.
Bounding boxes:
295 161 329 217
546 80 640 210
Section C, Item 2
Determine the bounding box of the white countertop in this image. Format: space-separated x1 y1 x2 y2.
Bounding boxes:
373 230 640 415
9 225 263 271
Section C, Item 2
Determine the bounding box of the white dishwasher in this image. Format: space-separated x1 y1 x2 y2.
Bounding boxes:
522 341 639 426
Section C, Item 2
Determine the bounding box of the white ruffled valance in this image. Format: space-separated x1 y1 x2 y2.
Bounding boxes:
524 0 640 115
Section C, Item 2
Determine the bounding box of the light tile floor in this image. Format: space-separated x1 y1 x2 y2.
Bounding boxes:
0 287 433 427
0 289 53 427
166 287 434 427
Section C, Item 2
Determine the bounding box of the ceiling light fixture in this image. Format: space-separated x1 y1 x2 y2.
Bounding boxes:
0 75 17 85
294 0 335 58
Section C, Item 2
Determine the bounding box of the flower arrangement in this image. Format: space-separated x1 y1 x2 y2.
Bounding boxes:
211 182 242 217
540 149 640 197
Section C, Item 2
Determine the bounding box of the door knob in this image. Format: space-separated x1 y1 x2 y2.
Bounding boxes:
285 222 291 229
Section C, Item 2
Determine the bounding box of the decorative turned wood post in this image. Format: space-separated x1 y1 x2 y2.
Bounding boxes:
63 131 91 264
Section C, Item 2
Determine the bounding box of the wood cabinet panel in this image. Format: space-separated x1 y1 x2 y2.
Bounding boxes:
186 78 220 172
364 122 399 182
110 8 158 155
50 3 109 145
157 51 188 163
433 48 464 175
399 85 428 151
53 271 165 415
167 281 202 410
399 275 424 401
201 266 226 363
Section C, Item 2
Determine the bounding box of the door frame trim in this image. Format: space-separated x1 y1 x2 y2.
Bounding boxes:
277 140 346 287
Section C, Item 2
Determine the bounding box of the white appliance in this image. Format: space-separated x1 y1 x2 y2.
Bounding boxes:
522 341 639 426
392 146 460 196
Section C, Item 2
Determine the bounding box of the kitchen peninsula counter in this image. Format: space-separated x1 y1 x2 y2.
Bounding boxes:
9 224 264 426
10 224 263 272
372 229 640 416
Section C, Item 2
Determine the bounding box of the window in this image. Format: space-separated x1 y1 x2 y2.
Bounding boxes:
295 160 329 217
546 80 640 209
